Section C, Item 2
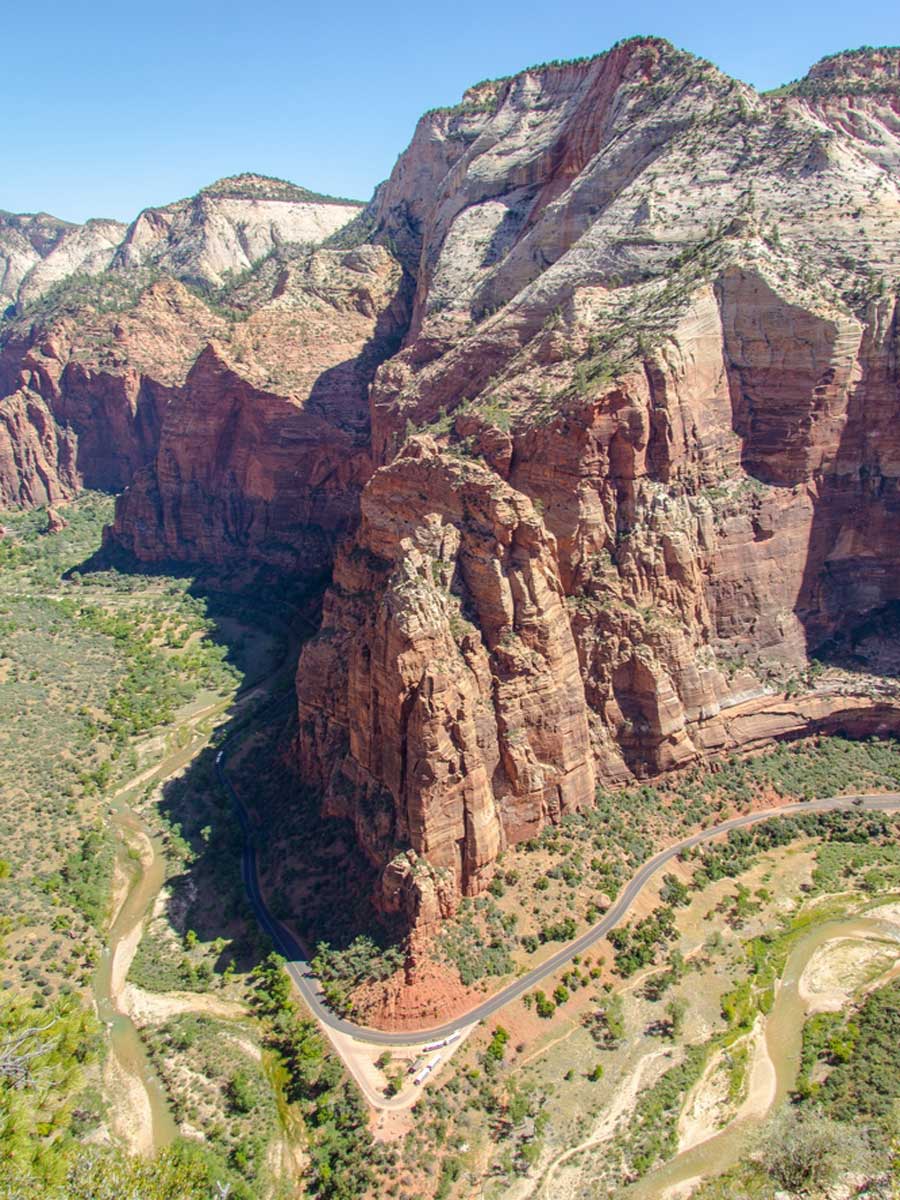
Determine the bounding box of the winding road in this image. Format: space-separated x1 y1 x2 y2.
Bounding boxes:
217 703 900 1046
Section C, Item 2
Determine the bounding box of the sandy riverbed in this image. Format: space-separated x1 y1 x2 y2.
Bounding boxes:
121 982 249 1025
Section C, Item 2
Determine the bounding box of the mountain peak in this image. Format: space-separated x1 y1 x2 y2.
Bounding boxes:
779 45 900 97
198 173 362 207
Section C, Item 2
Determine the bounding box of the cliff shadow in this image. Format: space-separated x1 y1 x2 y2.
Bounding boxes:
73 548 406 999
303 265 414 431
715 277 900 683
790 307 900 674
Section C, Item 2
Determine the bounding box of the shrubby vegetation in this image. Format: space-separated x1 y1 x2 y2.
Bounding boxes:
0 1143 246 1200
609 905 677 976
690 805 900 892
54 826 115 929
10 266 165 323
0 493 309 1195
311 935 405 1013
0 992 248 1197
437 894 517 985
74 599 239 737
621 1045 709 1175
0 493 254 998
796 978 900 1132
250 954 389 1199
431 735 900 989
142 1014 278 1190
691 980 900 1198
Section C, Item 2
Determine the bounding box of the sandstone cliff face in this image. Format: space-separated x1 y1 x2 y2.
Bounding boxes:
5 41 899 935
0 175 365 507
0 212 126 313
0 281 228 507
294 42 900 925
297 435 595 923
109 245 407 571
113 174 362 286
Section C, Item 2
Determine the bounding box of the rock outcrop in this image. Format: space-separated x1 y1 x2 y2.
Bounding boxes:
5 41 900 936
0 211 127 314
109 244 407 571
293 41 900 926
297 436 596 923
0 280 227 507
0 175 365 507
112 174 362 286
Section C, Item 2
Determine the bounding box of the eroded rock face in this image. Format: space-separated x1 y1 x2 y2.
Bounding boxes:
294 41 900 927
113 174 362 286
296 437 595 923
0 175 366 509
0 280 226 506
4 41 900 936
109 343 367 574
0 211 127 313
109 245 407 571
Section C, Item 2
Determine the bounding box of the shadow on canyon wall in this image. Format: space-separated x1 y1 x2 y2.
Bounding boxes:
75 546 407 997
790 304 900 668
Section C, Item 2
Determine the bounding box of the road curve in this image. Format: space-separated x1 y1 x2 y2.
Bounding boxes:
218 731 900 1048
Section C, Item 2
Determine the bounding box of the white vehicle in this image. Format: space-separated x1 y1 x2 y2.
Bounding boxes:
421 1030 461 1052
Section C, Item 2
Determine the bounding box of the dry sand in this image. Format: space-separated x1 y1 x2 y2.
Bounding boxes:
519 1048 672 1200
798 936 898 1014
103 1048 154 1156
121 982 248 1025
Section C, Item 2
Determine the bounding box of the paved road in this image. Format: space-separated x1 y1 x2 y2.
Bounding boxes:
219 728 900 1048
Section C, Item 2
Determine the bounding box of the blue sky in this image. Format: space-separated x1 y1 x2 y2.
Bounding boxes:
3 0 897 223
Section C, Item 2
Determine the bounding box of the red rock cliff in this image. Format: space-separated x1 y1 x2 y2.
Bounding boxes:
7 41 897 936
294 41 900 927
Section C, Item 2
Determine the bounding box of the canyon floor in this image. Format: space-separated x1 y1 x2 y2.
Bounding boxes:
2 493 900 1199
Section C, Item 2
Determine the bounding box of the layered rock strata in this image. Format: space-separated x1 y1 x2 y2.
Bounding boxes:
0 176 364 507
5 42 900 934
294 41 900 925
109 245 407 571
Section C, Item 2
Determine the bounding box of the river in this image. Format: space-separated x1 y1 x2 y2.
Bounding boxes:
624 911 900 1199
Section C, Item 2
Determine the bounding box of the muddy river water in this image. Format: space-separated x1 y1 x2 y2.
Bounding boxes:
625 912 900 1198
91 687 241 1153
90 615 292 1154
87 613 899 1170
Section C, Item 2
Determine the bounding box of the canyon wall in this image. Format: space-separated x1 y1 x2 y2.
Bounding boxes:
292 41 900 925
0 176 364 510
3 41 899 932
108 244 408 572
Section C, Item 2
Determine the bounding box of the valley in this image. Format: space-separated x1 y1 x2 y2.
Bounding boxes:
2 495 900 1199
1 32 900 1200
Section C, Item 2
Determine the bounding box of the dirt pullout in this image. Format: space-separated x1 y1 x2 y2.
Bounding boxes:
121 982 248 1025
322 1020 478 1118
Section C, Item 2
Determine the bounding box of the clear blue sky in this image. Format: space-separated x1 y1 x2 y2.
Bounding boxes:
3 0 897 224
